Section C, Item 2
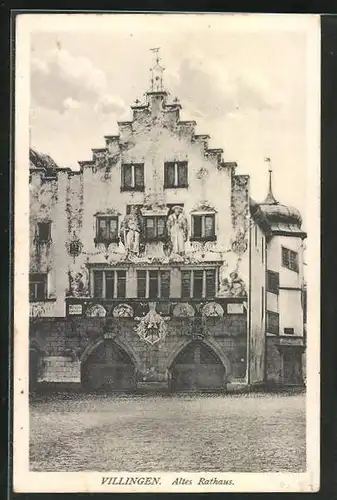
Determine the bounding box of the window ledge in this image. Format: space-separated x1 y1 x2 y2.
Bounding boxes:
94 237 119 246
189 236 217 242
164 184 189 189
120 186 145 192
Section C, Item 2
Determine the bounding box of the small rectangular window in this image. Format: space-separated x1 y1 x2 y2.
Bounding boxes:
29 273 47 301
121 163 144 191
95 216 119 243
93 270 126 298
37 222 51 243
164 161 188 188
136 270 171 298
191 214 216 241
267 270 279 295
284 327 295 335
266 311 279 335
282 246 299 273
144 216 166 241
181 269 217 298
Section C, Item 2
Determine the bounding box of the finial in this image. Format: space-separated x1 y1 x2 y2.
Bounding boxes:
263 157 278 204
149 47 165 92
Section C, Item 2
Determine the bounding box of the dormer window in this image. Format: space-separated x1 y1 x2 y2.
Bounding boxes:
36 222 51 243
190 214 216 242
121 163 144 191
164 161 188 188
95 215 119 245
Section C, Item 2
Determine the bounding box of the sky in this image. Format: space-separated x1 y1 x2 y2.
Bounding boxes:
28 14 317 229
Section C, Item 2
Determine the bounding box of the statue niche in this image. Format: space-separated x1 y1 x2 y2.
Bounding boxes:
167 206 188 255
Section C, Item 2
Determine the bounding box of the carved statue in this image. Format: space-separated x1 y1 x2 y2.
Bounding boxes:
167 206 188 255
120 206 141 255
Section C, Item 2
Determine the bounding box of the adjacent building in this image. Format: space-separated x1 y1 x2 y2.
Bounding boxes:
29 55 307 392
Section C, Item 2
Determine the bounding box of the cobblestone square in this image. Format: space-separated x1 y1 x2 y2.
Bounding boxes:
29 392 306 472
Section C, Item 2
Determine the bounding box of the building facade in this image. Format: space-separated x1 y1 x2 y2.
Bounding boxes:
29 58 307 392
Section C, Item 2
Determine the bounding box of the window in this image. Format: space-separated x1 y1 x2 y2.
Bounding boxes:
181 269 217 298
266 311 279 335
95 216 119 244
282 246 299 272
36 222 51 243
267 270 279 295
191 214 216 241
164 161 188 188
284 327 294 335
93 270 126 298
121 163 144 191
29 273 47 301
144 216 166 241
136 270 171 299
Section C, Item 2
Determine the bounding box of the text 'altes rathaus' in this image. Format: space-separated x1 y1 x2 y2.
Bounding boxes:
29 52 307 392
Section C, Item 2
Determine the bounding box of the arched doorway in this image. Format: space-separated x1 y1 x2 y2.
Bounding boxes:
81 340 136 391
169 341 226 392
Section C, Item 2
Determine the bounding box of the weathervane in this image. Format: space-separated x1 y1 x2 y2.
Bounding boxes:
149 47 165 92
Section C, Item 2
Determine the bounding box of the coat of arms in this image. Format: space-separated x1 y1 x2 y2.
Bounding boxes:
134 302 169 345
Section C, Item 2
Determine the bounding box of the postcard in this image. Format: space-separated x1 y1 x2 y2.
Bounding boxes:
13 12 320 493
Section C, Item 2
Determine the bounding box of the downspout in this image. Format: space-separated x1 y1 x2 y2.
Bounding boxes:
247 223 252 386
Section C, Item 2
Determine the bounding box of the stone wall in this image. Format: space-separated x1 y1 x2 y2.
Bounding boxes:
30 315 247 386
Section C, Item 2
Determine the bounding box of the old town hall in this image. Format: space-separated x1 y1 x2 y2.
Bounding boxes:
29 52 307 392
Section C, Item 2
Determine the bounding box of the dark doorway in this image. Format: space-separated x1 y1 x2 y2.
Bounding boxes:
282 348 304 385
29 348 40 393
170 342 225 392
81 340 136 391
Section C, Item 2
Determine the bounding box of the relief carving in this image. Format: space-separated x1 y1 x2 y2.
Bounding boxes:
120 206 142 256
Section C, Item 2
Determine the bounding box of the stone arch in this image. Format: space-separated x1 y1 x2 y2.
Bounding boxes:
166 337 231 376
79 336 142 372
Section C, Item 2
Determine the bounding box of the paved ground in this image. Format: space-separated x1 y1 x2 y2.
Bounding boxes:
29 392 306 472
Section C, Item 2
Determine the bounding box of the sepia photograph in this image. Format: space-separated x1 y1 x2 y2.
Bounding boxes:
13 12 320 493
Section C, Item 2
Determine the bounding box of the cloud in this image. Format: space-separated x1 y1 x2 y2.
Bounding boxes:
171 57 281 120
31 47 126 115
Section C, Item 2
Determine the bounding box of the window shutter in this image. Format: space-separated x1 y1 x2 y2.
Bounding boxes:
149 271 159 298
105 271 115 299
134 164 144 188
177 162 188 186
117 271 126 298
193 270 204 298
157 217 166 238
137 271 147 298
181 271 191 298
160 271 170 298
93 271 103 298
267 311 279 335
165 163 175 187
204 215 215 238
267 270 279 295
122 164 132 188
205 269 216 297
193 215 202 238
